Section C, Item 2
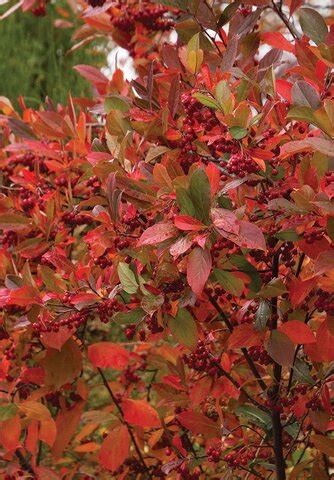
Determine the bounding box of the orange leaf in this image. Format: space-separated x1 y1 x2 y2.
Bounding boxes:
122 399 161 428
99 425 130 471
88 342 129 370
279 320 315 344
227 324 262 350
289 276 314 307
52 400 85 459
177 410 219 438
0 415 21 451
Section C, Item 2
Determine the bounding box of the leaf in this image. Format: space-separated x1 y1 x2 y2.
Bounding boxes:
227 324 262 350
260 278 287 298
168 75 181 119
7 285 42 306
217 0 241 27
176 188 196 217
221 36 239 73
262 32 295 54
237 221 266 251
255 301 271 331
267 331 295 367
0 403 18 422
211 208 239 235
99 425 131 472
117 262 138 294
279 320 315 344
138 222 178 246
122 399 161 428
41 340 82 390
280 138 334 157
177 410 219 438
311 434 334 456
0 214 30 230
187 247 212 297
236 405 272 429
299 8 328 45
291 81 321 109
88 342 129 370
145 146 170 163
186 48 203 74
229 126 248 139
214 269 244 296
19 401 51 421
169 309 198 349
189 169 211 224
52 400 85 458
74 64 108 86
174 215 205 231
70 293 99 310
289 276 314 307
287 106 333 138
193 93 220 110
229 254 262 292
0 415 21 451
105 95 130 113
114 308 145 325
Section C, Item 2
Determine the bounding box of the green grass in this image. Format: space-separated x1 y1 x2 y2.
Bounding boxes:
0 4 106 107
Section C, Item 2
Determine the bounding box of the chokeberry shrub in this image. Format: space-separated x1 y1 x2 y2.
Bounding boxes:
0 1 333 479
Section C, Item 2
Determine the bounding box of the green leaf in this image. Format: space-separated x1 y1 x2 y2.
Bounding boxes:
214 269 244 296
255 301 270 331
236 405 272 430
229 254 261 292
217 0 241 27
169 309 198 349
0 403 18 422
275 230 301 241
214 81 234 114
105 95 130 113
117 262 138 294
260 278 287 298
189 169 211 224
299 8 328 45
114 308 145 325
229 126 248 139
176 187 196 217
193 93 220 110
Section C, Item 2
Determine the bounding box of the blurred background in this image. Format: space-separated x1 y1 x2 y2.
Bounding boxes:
0 0 332 107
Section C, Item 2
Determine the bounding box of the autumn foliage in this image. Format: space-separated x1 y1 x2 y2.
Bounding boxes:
0 0 334 479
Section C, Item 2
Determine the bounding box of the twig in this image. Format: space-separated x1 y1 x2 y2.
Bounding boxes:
97 367 151 477
271 2 301 40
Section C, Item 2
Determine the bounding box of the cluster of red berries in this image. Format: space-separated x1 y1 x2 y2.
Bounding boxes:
146 315 164 334
87 0 105 7
86 175 101 195
93 251 113 269
303 229 324 243
314 289 334 315
0 327 9 340
207 445 221 463
124 212 142 231
32 0 46 16
226 152 260 178
98 298 124 323
19 188 36 211
183 340 217 374
175 464 200 479
32 310 90 333
46 391 61 408
211 238 236 258
123 367 140 384
112 4 175 32
223 448 268 468
279 242 297 268
325 170 334 187
305 395 322 411
62 211 93 226
248 345 272 365
257 181 292 204
1 230 17 247
114 236 131 250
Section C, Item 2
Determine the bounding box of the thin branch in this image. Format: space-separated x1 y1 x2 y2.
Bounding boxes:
271 2 301 40
97 367 151 477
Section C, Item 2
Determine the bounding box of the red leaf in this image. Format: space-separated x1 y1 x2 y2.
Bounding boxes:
41 326 75 351
206 162 220 197
70 293 99 310
267 331 295 367
305 320 334 362
174 215 204 231
279 320 315 344
138 222 178 246
187 247 212 297
52 400 85 458
289 276 314 307
122 399 161 428
99 425 130 472
211 208 239 235
262 32 295 54
0 415 21 451
237 221 266 251
227 324 262 350
88 342 130 370
74 65 108 85
7 285 42 307
177 410 219 438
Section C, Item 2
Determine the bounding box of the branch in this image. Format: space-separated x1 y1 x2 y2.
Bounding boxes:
97 367 151 477
207 293 267 391
271 2 301 40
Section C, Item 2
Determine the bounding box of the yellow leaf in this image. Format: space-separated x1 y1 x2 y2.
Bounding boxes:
187 49 203 74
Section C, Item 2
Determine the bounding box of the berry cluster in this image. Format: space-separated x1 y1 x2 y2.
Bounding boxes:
325 170 334 187
112 3 175 32
303 229 324 244
94 250 113 269
183 340 217 374
19 188 36 211
207 445 221 463
248 345 272 365
62 211 93 227
306 395 322 411
98 298 124 323
279 242 297 268
32 310 90 333
315 289 334 315
226 152 260 178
